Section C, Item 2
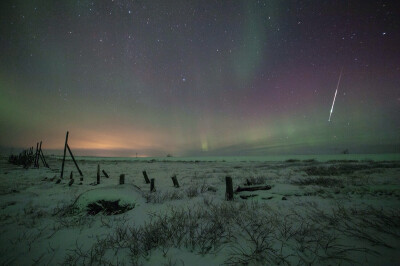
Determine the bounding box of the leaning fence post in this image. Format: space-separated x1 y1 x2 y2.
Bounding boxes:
60 131 69 179
67 144 83 177
150 178 156 192
226 176 233 201
119 174 125 185
142 171 150 184
39 147 46 167
102 170 110 178
171 175 180 188
40 147 49 168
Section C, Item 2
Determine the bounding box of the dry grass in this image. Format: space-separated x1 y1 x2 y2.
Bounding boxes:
144 190 184 203
305 162 400 176
292 177 343 187
61 200 400 265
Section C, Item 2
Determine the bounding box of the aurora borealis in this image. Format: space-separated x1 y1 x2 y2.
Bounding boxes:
0 1 399 157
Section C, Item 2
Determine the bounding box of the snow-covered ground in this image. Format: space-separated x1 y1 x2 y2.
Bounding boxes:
0 156 399 265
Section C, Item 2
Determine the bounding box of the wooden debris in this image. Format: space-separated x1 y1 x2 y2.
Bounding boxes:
240 194 257 199
235 185 271 193
262 196 274 200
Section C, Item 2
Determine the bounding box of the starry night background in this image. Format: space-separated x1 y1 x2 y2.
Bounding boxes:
0 0 399 157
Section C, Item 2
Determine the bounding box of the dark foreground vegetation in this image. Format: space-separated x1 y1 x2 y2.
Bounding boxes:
59 201 400 265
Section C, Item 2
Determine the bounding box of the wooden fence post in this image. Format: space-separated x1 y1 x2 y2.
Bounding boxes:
119 174 125 185
37 141 42 167
226 176 233 201
171 175 180 188
97 164 100 184
34 142 39 168
69 171 74 186
150 178 156 192
143 171 150 184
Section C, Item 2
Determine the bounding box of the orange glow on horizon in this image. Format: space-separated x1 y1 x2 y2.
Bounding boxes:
36 126 182 156
68 130 160 150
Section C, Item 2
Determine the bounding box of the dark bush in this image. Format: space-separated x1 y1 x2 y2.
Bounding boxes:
87 200 134 215
286 159 300 163
8 148 35 168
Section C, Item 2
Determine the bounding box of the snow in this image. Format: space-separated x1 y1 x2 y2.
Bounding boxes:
0 155 399 265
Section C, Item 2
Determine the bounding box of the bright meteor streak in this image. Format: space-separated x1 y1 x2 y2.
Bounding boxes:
328 68 343 122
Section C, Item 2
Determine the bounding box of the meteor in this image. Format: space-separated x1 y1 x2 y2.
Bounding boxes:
328 68 343 122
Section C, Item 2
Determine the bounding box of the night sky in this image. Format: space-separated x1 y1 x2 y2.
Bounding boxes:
0 1 399 157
